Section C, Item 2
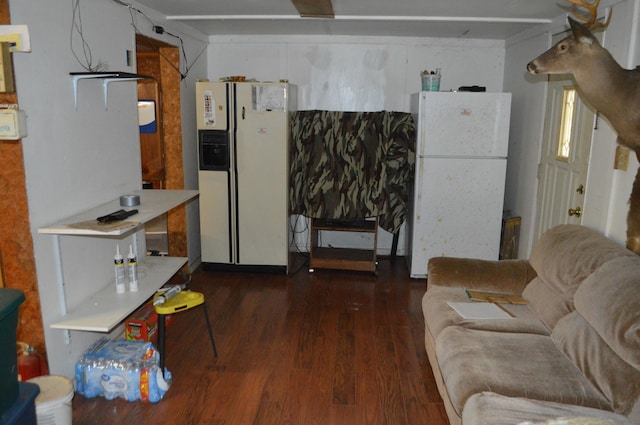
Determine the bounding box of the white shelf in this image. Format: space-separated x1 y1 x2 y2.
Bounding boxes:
38 189 198 236
40 189 199 336
50 256 186 332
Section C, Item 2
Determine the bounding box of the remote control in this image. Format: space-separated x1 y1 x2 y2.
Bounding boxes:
96 209 139 223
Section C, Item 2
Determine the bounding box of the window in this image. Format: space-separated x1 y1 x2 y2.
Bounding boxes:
557 87 576 161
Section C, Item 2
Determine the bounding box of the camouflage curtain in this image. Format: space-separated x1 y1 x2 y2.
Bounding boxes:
289 110 416 234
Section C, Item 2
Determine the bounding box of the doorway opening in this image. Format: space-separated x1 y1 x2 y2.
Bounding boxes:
533 30 601 241
136 34 188 259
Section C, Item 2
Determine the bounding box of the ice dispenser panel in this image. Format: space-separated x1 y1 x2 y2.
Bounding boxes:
199 130 229 171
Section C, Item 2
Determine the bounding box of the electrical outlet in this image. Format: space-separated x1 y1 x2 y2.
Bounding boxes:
614 145 630 171
0 109 27 140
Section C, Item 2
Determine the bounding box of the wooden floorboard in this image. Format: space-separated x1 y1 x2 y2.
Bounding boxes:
71 254 448 425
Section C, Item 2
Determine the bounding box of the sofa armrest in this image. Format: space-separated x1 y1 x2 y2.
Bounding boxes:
427 257 536 294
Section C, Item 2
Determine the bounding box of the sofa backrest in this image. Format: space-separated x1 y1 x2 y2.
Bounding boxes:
523 225 634 329
553 255 640 420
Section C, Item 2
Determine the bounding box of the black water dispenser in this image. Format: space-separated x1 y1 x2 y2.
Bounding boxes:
199 130 229 171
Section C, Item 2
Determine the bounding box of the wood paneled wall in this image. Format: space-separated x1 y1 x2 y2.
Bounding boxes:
0 0 46 356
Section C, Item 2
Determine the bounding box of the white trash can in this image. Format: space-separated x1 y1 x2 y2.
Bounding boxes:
27 375 74 425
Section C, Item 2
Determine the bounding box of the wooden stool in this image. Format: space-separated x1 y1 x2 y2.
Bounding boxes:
154 291 217 373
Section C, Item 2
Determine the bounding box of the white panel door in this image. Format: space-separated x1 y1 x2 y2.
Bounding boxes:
234 83 289 267
534 80 593 239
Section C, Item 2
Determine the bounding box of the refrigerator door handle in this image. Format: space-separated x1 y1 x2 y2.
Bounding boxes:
242 106 245 120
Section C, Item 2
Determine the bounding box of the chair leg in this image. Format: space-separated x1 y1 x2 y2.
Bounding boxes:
201 302 218 357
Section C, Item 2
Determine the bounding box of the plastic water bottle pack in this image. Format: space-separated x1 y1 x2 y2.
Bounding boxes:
75 338 171 402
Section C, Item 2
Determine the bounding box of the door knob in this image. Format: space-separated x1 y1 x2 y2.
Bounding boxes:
568 207 582 217
576 184 585 194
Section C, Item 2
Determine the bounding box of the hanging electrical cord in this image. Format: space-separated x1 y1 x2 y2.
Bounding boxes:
113 0 208 81
288 214 311 274
71 0 108 72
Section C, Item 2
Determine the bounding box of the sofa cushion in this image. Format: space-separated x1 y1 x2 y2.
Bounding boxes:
427 257 536 293
423 285 550 340
523 277 572 329
528 225 632 293
573 256 640 369
435 326 611 416
462 392 631 425
552 312 640 415
524 225 632 329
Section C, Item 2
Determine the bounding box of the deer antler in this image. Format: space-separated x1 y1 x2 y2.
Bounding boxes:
561 0 612 30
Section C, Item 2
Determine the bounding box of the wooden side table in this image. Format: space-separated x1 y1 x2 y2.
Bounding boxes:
309 217 378 274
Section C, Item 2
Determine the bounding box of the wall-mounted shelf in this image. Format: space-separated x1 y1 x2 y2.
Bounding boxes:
50 256 186 332
38 189 197 236
70 71 151 110
38 189 198 337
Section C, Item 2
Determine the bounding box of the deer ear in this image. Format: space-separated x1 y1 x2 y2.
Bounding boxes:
568 16 596 45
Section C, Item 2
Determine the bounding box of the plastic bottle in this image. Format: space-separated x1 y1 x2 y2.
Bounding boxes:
153 285 182 306
127 244 138 292
114 245 126 294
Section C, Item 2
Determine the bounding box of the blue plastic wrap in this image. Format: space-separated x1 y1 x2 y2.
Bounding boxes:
75 339 170 402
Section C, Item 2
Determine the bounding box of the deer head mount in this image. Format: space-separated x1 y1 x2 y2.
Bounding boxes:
527 0 640 254
527 0 640 150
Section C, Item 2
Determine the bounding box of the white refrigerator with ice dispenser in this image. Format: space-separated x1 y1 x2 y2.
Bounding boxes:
196 81 296 273
406 91 511 278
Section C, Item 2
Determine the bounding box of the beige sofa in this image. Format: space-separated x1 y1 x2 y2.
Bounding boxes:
422 224 640 425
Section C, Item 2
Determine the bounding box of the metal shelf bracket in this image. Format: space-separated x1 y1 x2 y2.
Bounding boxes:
70 72 151 110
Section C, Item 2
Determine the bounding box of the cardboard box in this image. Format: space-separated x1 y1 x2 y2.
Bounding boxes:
125 301 171 343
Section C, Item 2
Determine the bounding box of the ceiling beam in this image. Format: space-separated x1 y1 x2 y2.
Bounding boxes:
290 0 334 18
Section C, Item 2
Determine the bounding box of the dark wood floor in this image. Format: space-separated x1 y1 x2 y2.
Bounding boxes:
72 255 448 425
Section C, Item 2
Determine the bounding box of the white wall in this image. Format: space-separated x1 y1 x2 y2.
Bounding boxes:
598 0 640 244
208 35 505 110
10 0 207 377
503 0 640 256
503 29 549 257
207 35 506 254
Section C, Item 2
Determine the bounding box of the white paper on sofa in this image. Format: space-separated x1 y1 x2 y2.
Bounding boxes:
447 301 514 319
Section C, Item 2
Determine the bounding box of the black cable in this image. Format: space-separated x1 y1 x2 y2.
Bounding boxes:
71 0 108 72
112 0 208 81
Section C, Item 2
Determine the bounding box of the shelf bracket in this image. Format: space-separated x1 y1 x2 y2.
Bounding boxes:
53 235 72 345
70 72 152 110
102 76 146 110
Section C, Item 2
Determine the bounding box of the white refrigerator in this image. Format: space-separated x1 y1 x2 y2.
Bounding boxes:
406 91 511 278
196 81 296 273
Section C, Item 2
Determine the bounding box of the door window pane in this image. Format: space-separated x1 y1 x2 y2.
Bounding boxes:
557 88 576 161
